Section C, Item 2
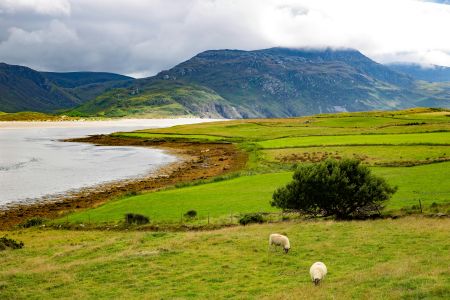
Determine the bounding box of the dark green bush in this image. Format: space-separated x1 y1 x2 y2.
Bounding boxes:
239 213 264 225
21 217 46 228
184 210 197 218
272 159 397 219
125 213 150 225
0 236 24 251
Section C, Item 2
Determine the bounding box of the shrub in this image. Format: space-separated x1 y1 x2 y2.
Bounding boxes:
184 210 197 219
0 236 24 251
239 213 264 225
21 217 46 228
125 213 150 225
271 159 397 219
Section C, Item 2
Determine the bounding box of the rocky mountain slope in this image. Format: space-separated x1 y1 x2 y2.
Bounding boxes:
76 47 450 118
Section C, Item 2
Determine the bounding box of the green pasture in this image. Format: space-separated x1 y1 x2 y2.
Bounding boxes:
257 132 450 149
63 161 450 225
263 145 450 166
374 162 450 211
1 217 449 299
131 108 450 141
63 173 292 224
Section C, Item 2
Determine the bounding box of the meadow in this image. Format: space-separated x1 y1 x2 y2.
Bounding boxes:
2 108 450 299
1 217 449 299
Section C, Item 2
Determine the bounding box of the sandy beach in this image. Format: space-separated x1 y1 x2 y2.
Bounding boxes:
0 118 223 129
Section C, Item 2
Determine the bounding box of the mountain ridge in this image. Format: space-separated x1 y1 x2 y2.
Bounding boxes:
2 48 450 117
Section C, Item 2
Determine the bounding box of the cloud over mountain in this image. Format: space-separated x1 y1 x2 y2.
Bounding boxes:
0 0 449 77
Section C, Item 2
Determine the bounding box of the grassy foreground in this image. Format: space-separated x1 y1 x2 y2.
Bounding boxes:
1 217 449 299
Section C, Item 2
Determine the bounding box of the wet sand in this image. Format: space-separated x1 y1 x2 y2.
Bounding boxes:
0 135 247 229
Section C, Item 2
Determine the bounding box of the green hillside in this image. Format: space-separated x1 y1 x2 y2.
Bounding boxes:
68 80 241 118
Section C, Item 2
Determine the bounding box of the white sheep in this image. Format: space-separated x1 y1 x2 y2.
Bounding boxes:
310 262 327 285
269 233 290 253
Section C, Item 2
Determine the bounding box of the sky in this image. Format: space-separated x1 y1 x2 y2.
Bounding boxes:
0 0 449 78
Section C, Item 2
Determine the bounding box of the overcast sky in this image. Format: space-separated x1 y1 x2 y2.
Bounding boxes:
0 0 449 78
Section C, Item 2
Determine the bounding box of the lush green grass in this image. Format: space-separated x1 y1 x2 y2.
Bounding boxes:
257 132 450 149
373 162 450 211
63 173 292 224
263 145 450 166
1 217 449 299
63 161 450 225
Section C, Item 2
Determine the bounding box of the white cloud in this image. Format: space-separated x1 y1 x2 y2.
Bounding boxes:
0 0 449 76
0 0 71 16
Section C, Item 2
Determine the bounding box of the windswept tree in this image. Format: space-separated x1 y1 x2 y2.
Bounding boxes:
271 159 397 219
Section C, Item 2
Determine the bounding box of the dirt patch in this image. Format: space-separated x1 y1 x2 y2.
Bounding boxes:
0 135 247 229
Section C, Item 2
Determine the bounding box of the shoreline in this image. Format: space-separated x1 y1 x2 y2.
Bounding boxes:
0 135 247 229
0 118 223 129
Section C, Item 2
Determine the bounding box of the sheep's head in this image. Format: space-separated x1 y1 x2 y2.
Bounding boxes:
314 278 320 286
284 246 290 253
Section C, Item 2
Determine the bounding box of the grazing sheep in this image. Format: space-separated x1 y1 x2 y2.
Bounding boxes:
310 262 327 285
269 233 290 253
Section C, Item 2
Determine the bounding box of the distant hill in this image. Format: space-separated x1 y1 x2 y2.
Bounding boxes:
0 63 132 113
75 47 450 118
42 71 132 88
388 63 450 82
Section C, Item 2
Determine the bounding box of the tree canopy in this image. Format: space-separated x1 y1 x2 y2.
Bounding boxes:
271 159 397 219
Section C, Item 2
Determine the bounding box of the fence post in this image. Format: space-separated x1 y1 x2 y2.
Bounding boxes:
419 199 423 213
230 211 233 224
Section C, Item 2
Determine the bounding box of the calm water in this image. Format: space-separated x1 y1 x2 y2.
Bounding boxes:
0 119 215 207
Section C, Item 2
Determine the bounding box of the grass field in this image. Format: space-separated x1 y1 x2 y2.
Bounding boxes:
64 173 291 224
63 161 450 225
263 145 450 166
257 132 450 149
4 108 450 299
1 217 449 299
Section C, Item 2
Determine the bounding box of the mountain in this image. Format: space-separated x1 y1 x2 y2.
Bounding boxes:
76 47 450 118
388 63 450 82
4 48 450 118
155 47 421 117
0 63 132 113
